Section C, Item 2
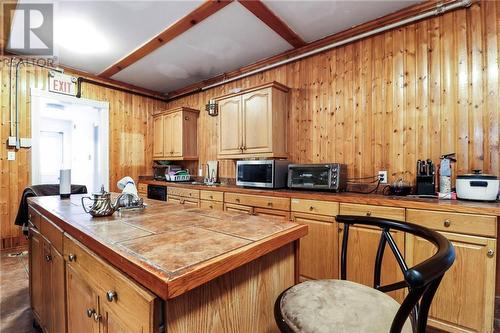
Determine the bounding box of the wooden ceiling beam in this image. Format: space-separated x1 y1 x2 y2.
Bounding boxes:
166 0 468 99
99 0 233 78
238 0 305 48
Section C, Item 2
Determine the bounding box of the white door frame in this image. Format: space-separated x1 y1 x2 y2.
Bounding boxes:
30 88 110 190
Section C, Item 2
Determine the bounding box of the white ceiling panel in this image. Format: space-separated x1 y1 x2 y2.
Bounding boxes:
112 2 293 92
263 0 421 42
11 0 203 74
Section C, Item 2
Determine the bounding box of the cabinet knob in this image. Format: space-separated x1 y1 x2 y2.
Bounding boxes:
443 219 451 227
309 206 314 211
86 308 95 318
487 249 495 258
93 313 102 322
235 198 240 203
106 290 117 302
242 145 246 150
209 195 213 199
209 205 213 209
68 254 76 262
45 255 52 262
366 211 372 217
267 202 273 207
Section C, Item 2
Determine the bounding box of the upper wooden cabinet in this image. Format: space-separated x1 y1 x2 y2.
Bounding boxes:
216 82 289 159
153 107 199 160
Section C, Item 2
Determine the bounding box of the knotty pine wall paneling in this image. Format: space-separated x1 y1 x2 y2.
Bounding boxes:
0 62 167 249
164 2 499 184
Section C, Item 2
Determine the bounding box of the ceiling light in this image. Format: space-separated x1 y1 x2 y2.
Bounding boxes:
55 17 110 54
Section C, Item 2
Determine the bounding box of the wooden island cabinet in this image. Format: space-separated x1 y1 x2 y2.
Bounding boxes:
27 195 306 333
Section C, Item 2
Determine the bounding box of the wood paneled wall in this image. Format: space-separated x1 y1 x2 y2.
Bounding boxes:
164 2 499 185
0 62 167 249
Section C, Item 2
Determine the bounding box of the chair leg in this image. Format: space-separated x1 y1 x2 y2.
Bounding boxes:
417 276 443 333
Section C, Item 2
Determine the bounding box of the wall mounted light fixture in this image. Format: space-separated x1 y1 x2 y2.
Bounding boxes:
205 99 218 117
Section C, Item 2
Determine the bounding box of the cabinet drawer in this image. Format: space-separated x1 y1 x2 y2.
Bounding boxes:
40 216 63 254
137 183 148 194
291 199 339 216
225 193 290 211
168 187 199 199
167 195 181 204
28 206 41 230
200 190 223 202
224 203 254 214
339 203 405 221
64 235 157 332
200 200 223 211
182 198 200 207
406 209 497 237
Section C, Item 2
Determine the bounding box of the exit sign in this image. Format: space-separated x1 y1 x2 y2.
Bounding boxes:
48 71 77 96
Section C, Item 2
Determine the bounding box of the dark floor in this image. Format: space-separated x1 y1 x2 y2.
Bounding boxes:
0 249 39 333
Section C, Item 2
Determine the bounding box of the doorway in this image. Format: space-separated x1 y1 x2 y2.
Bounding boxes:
31 89 109 193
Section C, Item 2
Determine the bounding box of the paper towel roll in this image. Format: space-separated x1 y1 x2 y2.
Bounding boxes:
59 169 71 198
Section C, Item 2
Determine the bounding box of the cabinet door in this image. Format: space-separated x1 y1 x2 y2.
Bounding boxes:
163 114 173 157
50 248 66 333
291 213 338 280
242 88 272 154
338 225 405 302
99 301 129 333
218 96 242 155
253 208 290 221
406 232 496 333
66 264 99 333
153 116 164 158
41 240 52 331
170 111 183 157
29 228 44 323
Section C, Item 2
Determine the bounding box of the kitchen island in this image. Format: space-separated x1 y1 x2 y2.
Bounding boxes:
27 194 307 333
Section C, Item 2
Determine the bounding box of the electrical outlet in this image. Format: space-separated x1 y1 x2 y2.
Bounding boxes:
378 170 388 184
7 151 15 161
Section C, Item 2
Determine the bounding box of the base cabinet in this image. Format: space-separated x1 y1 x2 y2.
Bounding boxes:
64 234 159 333
29 215 66 333
291 212 338 280
406 232 496 333
66 265 99 333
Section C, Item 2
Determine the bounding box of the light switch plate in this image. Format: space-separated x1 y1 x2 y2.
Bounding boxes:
7 151 15 161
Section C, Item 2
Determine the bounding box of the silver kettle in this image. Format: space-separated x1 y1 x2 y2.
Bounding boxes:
81 186 117 217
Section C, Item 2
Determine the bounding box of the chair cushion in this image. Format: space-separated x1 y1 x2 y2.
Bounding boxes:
280 279 413 333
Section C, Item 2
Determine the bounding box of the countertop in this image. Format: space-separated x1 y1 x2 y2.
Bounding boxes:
139 179 500 216
28 195 307 300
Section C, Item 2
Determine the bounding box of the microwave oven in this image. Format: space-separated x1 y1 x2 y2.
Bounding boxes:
288 163 347 191
236 160 290 188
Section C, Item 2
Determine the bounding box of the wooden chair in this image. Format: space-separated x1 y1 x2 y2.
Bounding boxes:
275 215 455 333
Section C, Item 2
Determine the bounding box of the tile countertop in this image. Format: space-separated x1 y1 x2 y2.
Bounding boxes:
139 179 500 216
28 195 307 300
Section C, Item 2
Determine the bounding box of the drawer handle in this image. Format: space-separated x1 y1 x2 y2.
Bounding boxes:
487 249 495 258
45 255 52 262
106 290 117 302
366 211 372 217
267 202 273 207
86 308 95 318
309 206 314 211
68 254 76 262
443 219 451 227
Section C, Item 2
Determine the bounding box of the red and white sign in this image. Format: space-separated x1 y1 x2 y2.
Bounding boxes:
48 72 77 96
